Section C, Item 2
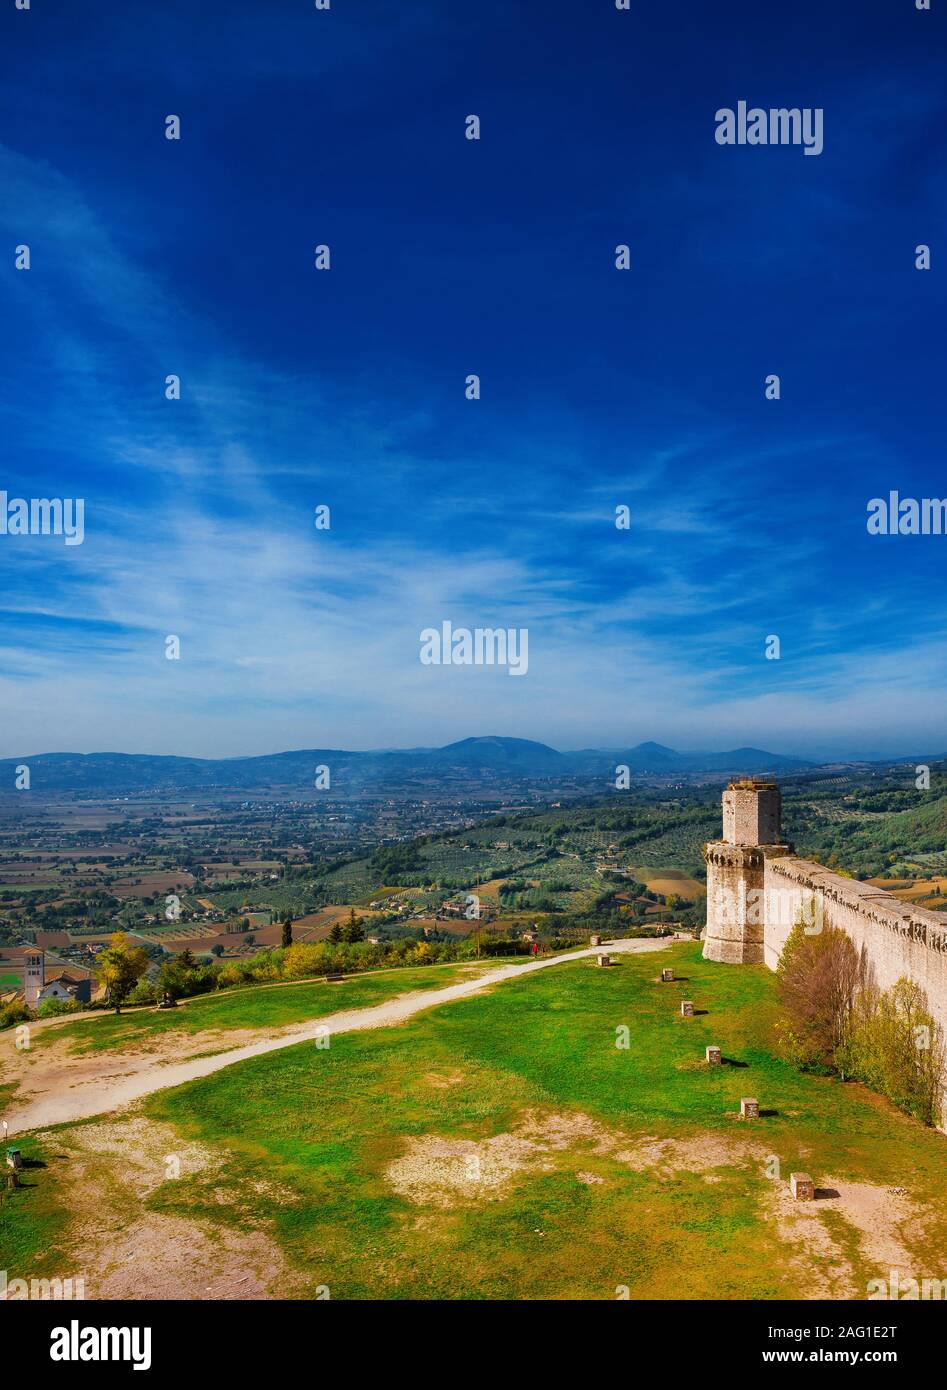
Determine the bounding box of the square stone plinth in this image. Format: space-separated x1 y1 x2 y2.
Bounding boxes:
661 968 674 982
740 1097 760 1119
706 1046 722 1065
790 1172 814 1201
596 954 610 967
681 1000 694 1017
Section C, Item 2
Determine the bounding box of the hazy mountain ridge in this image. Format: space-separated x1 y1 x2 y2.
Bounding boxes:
0 736 813 793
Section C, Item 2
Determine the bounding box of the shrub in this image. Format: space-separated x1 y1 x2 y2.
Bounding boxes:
839 978 945 1128
478 938 531 957
246 950 280 983
156 953 217 1001
37 998 84 1018
282 942 328 979
0 1000 32 1031
216 961 252 989
127 978 158 1006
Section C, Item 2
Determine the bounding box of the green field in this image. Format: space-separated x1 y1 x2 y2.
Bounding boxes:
7 941 947 1300
36 961 499 1055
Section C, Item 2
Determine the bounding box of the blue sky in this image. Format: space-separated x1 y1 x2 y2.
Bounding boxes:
1 0 946 760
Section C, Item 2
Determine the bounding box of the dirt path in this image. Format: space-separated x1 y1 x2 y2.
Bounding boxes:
4 938 670 1137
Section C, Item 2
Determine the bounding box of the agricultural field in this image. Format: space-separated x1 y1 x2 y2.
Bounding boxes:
292 904 388 941
111 871 196 899
6 942 947 1300
868 875 947 913
633 867 704 901
134 923 220 944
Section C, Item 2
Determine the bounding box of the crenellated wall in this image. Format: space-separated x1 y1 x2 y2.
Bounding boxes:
763 855 947 1039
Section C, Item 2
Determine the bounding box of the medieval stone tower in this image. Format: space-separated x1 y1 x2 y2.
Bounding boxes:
702 780 791 964
701 779 947 1080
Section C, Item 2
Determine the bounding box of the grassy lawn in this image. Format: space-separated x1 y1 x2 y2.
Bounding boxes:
8 942 947 1299
140 942 947 1299
0 1132 76 1277
35 961 501 1054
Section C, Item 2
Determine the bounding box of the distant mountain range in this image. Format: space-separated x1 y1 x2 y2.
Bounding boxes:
0 736 814 794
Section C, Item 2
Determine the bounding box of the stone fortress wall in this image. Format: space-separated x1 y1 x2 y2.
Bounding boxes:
703 780 947 1042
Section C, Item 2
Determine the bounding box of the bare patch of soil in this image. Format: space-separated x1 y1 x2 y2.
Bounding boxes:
90 1216 286 1300
765 1185 856 1298
385 1109 769 1209
386 1133 553 1207
516 1109 619 1153
821 1180 924 1275
616 1132 769 1173
43 1115 223 1196
762 1177 930 1298
35 1113 294 1301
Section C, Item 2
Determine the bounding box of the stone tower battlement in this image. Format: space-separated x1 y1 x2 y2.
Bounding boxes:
721 779 781 846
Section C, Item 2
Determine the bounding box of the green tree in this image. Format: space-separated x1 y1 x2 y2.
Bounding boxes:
341 909 365 943
281 915 293 949
96 932 150 1014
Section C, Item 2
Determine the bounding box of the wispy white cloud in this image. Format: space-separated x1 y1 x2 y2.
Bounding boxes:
2 133 947 761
